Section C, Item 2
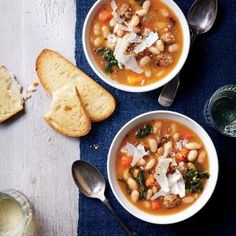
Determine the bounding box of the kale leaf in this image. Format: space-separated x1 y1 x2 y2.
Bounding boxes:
185 169 210 193
137 170 147 200
95 47 118 73
135 124 153 139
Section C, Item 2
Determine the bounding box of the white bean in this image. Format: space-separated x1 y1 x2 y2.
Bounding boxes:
168 44 179 53
109 18 116 27
132 168 140 178
135 9 148 17
171 123 178 134
147 139 158 153
160 8 169 17
182 196 194 204
131 190 139 203
130 15 140 27
127 177 138 190
93 37 104 47
185 142 202 150
156 40 164 52
145 69 152 78
152 186 158 194
116 29 124 37
187 150 198 162
101 25 110 38
197 150 206 163
146 189 153 200
187 162 196 170
93 23 100 36
143 1 151 11
137 158 146 166
123 169 130 180
149 46 160 55
173 133 180 141
139 56 150 67
145 159 155 171
157 147 164 155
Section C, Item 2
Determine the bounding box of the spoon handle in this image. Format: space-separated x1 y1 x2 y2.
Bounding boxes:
101 198 138 236
158 27 197 107
158 73 180 107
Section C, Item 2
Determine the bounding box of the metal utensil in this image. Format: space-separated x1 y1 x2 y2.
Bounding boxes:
72 160 137 236
158 0 218 107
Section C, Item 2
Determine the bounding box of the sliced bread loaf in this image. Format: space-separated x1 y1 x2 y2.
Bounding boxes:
0 65 24 123
36 49 116 122
44 84 91 137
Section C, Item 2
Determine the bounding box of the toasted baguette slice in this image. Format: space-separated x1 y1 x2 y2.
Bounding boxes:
44 85 91 137
0 65 24 123
36 49 116 122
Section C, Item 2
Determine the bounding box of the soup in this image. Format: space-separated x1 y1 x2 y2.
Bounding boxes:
115 120 209 215
89 0 183 86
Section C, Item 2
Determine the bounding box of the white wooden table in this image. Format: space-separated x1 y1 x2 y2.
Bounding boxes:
0 0 78 235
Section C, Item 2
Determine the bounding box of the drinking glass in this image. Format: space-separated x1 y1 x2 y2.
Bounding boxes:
204 85 236 137
0 190 33 236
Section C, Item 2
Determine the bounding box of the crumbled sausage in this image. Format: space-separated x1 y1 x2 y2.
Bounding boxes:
163 194 181 208
155 53 173 67
118 4 133 20
178 161 188 176
161 32 176 44
167 162 176 174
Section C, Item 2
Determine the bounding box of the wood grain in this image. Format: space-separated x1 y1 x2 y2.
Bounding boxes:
0 0 78 235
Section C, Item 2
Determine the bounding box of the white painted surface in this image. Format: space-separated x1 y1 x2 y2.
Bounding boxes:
0 0 78 235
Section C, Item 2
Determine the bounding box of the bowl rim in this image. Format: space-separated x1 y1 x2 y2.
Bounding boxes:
107 111 219 224
82 0 190 93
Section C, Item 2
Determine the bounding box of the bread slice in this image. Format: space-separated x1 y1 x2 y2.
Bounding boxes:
44 84 91 137
0 65 24 123
36 49 116 122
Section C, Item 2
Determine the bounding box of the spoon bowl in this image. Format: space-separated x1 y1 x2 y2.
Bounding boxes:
72 160 137 236
188 0 218 34
72 161 106 200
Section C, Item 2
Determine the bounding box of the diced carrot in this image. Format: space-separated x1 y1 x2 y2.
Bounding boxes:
127 75 143 85
151 199 161 210
176 153 185 161
180 148 189 158
98 9 112 23
181 132 193 140
146 175 156 187
120 155 132 167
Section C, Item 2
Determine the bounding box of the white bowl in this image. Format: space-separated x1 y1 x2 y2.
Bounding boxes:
83 0 190 92
107 111 218 224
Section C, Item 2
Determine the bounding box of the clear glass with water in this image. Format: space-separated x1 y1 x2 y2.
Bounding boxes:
0 190 32 236
204 85 236 137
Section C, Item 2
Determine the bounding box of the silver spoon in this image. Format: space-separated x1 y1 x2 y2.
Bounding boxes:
158 0 218 107
72 160 137 236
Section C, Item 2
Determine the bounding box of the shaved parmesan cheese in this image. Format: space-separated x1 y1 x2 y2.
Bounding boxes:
121 143 149 167
153 159 185 199
112 12 125 24
168 170 185 198
127 32 143 43
151 189 168 201
107 34 117 44
163 141 173 158
134 32 158 53
154 158 172 192
111 0 117 11
114 35 143 73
